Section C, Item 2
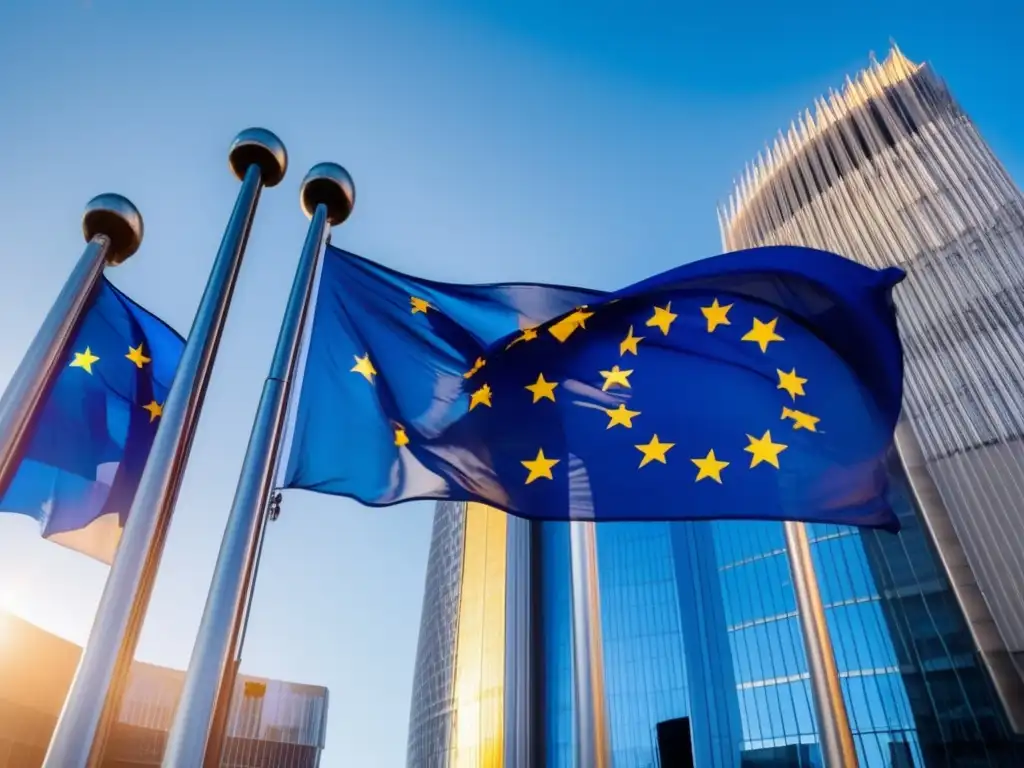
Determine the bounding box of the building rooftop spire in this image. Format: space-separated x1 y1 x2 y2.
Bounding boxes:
723 44 924 226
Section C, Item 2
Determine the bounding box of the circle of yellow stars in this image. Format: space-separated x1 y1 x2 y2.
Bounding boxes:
347 291 822 488
68 342 164 422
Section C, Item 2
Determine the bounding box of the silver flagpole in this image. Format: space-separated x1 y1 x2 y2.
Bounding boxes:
0 194 142 499
161 162 355 768
783 521 859 767
43 128 288 768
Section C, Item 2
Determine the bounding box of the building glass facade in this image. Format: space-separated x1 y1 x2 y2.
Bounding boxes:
406 47 1024 767
538 522 575 768
0 611 328 768
721 44 1024 726
410 494 1020 765
593 522 688 767
407 501 467 764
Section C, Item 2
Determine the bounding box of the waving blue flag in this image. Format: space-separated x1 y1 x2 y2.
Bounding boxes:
285 244 904 531
0 278 184 562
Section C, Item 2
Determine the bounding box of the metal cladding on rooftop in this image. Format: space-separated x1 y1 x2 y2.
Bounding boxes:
720 45 940 242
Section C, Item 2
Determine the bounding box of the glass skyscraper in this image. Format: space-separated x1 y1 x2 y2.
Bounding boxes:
722 44 1024 735
406 47 1024 767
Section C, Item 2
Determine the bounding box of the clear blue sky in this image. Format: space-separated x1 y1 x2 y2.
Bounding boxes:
0 1 1021 764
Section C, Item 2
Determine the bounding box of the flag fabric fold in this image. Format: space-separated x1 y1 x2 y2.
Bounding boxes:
284 244 905 531
0 277 184 562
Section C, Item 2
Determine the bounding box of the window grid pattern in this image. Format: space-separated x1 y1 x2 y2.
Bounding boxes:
0 676 327 768
410 486 1020 766
595 522 688 767
720 44 1024 684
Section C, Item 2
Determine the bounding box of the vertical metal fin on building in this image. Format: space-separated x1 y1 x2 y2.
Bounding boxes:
719 44 1024 733
894 421 1024 730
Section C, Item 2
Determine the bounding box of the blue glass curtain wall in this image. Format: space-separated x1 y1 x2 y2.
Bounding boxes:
533 463 1022 767
594 522 690 767
539 521 576 768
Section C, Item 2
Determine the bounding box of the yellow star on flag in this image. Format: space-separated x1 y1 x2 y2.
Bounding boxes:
742 317 784 353
142 400 163 422
701 298 733 332
351 354 377 383
394 424 410 446
604 403 640 429
781 407 820 432
410 296 431 314
619 325 643 356
745 430 788 468
635 434 674 468
126 343 151 369
645 303 677 336
522 448 559 484
70 347 99 375
525 373 558 403
777 368 807 399
692 449 729 483
469 383 492 410
599 365 633 391
549 307 594 342
507 326 539 350
463 357 486 379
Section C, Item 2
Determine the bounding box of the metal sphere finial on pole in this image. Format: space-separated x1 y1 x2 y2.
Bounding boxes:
81 193 144 265
228 128 288 188
300 161 356 225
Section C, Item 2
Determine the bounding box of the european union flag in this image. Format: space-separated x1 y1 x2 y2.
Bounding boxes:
285 244 904 531
0 278 184 562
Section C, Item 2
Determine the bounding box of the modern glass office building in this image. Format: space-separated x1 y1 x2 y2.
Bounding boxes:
0 611 329 767
408 499 1021 765
722 44 1024 735
406 47 1024 767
